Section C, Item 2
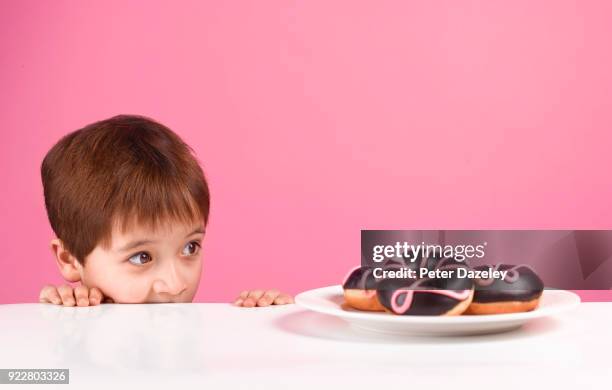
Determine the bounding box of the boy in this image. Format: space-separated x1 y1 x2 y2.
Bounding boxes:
38 115 293 308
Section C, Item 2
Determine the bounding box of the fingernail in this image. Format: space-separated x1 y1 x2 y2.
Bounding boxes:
64 300 75 306
78 299 88 306
52 298 61 305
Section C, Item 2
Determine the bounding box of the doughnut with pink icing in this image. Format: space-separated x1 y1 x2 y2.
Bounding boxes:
465 264 544 315
342 259 408 311
342 266 384 311
375 256 474 316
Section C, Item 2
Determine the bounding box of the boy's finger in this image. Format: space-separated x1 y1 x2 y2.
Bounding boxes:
273 293 294 305
247 290 264 301
39 285 62 305
240 290 264 307
233 290 250 305
57 285 76 306
242 297 257 307
89 287 103 305
257 290 280 306
74 286 90 306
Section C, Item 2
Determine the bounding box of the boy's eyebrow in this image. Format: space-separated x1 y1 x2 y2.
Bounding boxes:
118 227 205 252
118 239 156 253
187 227 205 237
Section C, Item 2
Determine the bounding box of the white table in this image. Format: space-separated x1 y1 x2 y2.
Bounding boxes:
0 301 610 389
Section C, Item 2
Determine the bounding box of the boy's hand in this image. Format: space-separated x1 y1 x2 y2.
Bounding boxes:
233 289 294 307
39 284 112 306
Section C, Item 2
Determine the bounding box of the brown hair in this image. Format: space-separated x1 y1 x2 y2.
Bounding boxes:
41 114 210 264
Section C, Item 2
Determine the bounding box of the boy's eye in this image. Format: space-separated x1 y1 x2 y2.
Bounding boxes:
128 252 152 265
182 241 201 257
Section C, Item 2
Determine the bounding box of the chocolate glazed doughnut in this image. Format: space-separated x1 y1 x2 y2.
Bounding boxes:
376 257 474 316
342 266 384 311
465 264 544 315
342 259 407 311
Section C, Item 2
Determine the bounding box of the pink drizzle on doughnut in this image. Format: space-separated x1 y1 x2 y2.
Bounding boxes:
390 288 471 314
474 264 537 286
384 256 472 314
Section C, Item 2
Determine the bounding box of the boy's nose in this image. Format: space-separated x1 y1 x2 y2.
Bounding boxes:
152 261 188 297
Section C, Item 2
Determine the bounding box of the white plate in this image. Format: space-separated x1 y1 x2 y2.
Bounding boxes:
295 285 580 336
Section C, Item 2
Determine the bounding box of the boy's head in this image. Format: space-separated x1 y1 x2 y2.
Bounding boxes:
41 115 210 303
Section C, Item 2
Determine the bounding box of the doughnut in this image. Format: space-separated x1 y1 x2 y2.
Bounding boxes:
376 256 474 316
342 258 408 311
465 264 544 315
342 266 385 311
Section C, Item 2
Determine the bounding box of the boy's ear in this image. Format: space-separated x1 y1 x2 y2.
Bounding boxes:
50 238 83 283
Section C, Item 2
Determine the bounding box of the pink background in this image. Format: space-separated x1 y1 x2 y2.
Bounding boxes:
1 1 612 303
